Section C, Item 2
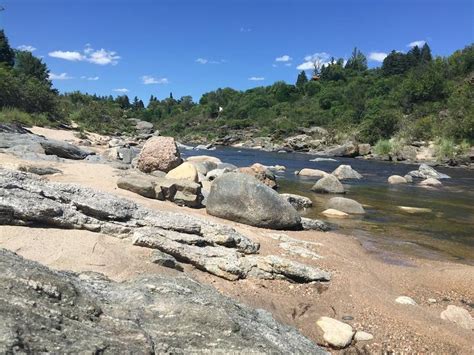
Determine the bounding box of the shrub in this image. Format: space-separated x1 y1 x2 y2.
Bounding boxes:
435 138 456 160
373 139 392 156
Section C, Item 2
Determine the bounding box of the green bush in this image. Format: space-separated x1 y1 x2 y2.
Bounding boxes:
373 139 392 156
0 107 50 127
435 138 456 160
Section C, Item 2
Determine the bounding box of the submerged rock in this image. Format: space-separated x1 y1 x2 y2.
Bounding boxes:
388 175 408 184
0 249 327 353
322 209 349 218
280 193 313 210
326 197 365 215
206 173 301 230
419 177 442 187
296 168 328 178
311 174 345 194
408 163 451 179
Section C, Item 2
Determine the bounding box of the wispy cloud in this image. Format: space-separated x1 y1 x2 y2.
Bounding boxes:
142 75 169 85
248 76 264 81
240 27 252 32
368 51 387 62
275 55 292 62
297 52 331 71
49 72 73 80
17 45 36 52
407 40 426 48
80 76 99 81
196 58 208 64
113 88 129 93
49 45 120 65
195 57 225 65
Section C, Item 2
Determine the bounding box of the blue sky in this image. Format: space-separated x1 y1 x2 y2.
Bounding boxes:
2 0 473 102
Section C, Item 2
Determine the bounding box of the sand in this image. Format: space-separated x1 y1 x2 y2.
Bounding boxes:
0 129 473 353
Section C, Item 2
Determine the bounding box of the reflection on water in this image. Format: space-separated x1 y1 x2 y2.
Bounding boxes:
182 147 474 264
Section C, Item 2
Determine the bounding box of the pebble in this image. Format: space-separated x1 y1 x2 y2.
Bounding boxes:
354 331 374 341
428 298 437 304
395 296 417 305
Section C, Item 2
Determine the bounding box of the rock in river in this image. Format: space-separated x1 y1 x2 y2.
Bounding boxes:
296 168 328 178
206 173 301 230
419 177 442 187
332 165 362 180
311 174 345 194
388 175 408 184
137 136 182 173
280 193 313 210
326 197 365 215
408 163 450 179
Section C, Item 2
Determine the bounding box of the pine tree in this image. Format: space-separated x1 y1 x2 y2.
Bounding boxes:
345 47 367 72
296 71 308 89
14 50 50 85
407 45 422 67
0 30 15 67
421 43 432 63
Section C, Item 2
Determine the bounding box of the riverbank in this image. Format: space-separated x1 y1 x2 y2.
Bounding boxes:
0 126 473 353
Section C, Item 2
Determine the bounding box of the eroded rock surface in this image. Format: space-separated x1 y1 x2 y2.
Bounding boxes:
0 249 326 354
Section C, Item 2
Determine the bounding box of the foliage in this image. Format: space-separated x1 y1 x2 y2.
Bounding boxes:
373 139 392 156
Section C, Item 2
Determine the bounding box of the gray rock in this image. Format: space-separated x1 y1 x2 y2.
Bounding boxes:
408 164 451 179
189 160 218 175
118 147 139 164
301 218 330 231
207 168 231 181
358 144 371 156
311 175 345 194
354 331 374 341
150 249 182 270
0 249 326 353
280 193 313 210
404 174 413 183
217 162 238 170
17 165 62 176
326 197 365 215
135 120 154 133
117 174 157 198
206 173 302 230
388 175 408 184
440 305 474 330
332 165 362 180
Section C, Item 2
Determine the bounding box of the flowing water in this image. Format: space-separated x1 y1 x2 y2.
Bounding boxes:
182 147 474 265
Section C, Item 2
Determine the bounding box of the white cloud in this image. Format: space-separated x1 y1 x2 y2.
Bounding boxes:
368 51 388 62
81 76 99 81
49 50 85 61
297 52 331 71
17 45 36 52
48 45 120 65
408 40 426 48
248 76 264 81
142 75 169 85
113 88 129 93
275 55 292 62
284 63 292 67
48 72 73 80
196 58 224 64
196 58 208 64
240 27 252 32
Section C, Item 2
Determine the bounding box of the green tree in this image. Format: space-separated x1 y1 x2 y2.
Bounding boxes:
345 47 367 72
14 50 50 85
0 30 15 67
382 50 409 76
420 43 432 63
295 71 308 89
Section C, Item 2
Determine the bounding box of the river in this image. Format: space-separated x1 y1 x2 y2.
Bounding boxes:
181 146 474 265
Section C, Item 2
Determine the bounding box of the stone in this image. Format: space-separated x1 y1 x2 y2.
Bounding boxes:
419 178 442 186
311 174 345 194
408 163 451 179
358 144 371 156
217 162 238 170
186 155 222 164
206 173 301 230
117 175 156 198
0 168 330 283
395 296 417 305
440 305 474 330
398 206 432 214
165 162 199 182
322 209 349 218
280 193 313 210
300 218 330 231
118 147 139 164
150 249 182 270
135 120 154 133
189 160 218 175
354 331 374 341
0 249 326 353
404 174 413 183
103 147 120 160
207 168 231 181
316 317 354 348
137 136 182 173
332 165 362 180
326 197 365 215
16 164 62 176
173 191 203 208
296 168 328 178
388 175 408 184
238 163 277 189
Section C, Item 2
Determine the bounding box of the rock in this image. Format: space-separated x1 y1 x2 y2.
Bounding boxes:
404 174 413 183
238 163 277 189
301 218 330 231
392 145 417 161
135 120 154 134
317 142 358 157
296 168 328 178
311 174 345 194
321 209 349 218
118 147 139 164
354 331 374 341
206 173 301 230
103 147 120 160
117 174 157 199
327 197 365 215
358 144 371 156
395 296 417 305
419 178 442 186
0 168 330 283
280 193 313 210
316 317 354 348
137 136 182 173
388 175 408 184
0 123 32 134
398 206 432 214
150 249 182 270
440 305 474 330
165 162 199 182
217 162 238 170
186 155 222 165
332 165 362 180
176 142 193 151
173 191 203 208
428 298 437 304
310 157 337 162
189 160 218 175
0 249 326 353
195 143 215 150
408 163 451 179
16 164 62 176
207 168 231 181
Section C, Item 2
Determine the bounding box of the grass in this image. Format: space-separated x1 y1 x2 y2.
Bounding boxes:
0 107 51 127
373 139 392 156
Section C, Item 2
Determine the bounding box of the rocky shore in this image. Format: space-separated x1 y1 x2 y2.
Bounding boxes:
0 124 473 353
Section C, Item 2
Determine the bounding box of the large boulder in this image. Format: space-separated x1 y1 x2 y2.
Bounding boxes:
238 163 277 189
165 162 198 182
186 155 222 165
311 175 345 194
206 173 301 229
408 164 450 179
358 143 371 156
296 168 328 178
137 136 182 173
332 165 362 180
326 197 365 214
